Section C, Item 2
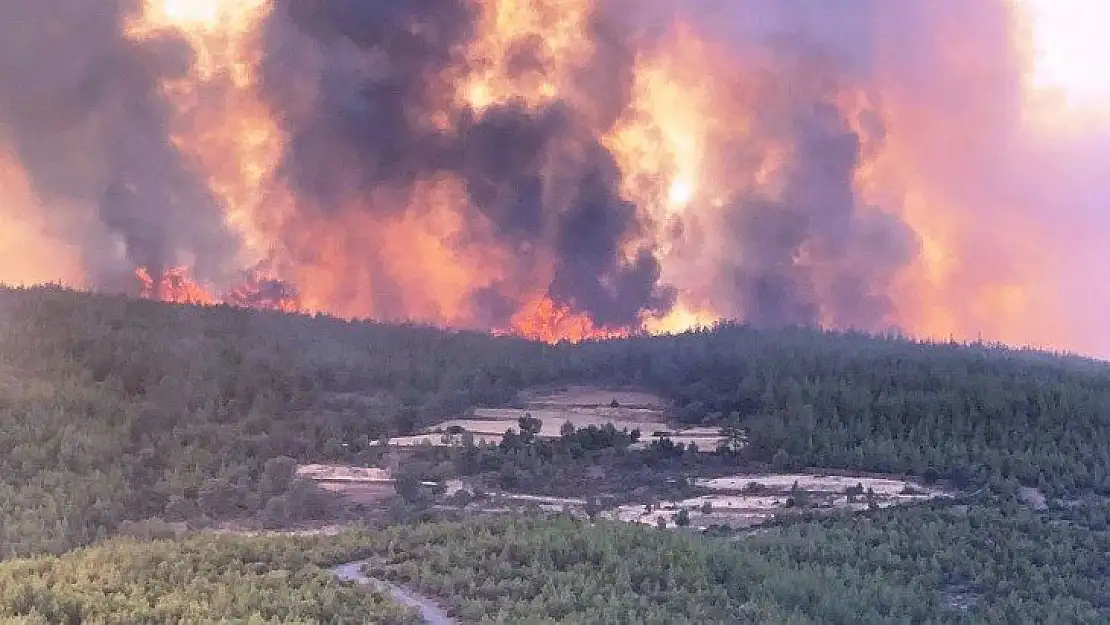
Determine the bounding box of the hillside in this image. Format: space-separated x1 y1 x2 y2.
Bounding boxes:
0 511 1106 624
0 535 418 624
1 286 1109 621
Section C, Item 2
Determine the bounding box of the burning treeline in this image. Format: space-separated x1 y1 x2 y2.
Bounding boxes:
0 1 1096 348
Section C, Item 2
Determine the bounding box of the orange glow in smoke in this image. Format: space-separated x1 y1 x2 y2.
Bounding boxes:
2 0 1096 351
458 0 595 115
0 147 84 287
125 0 285 265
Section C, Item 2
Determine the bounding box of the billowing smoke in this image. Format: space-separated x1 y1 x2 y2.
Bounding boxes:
256 0 670 328
716 99 917 329
1 0 1108 352
606 1 922 330
0 0 241 292
253 0 907 329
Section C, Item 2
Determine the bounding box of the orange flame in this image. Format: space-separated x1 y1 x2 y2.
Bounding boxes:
505 295 630 344
135 267 219 306
5 0 1105 352
134 268 614 344
224 269 303 313
136 266 301 313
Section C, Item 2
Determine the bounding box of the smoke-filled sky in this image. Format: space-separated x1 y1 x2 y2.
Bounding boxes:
0 0 1107 354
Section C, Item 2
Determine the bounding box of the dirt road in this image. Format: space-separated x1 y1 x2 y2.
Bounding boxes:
330 561 457 625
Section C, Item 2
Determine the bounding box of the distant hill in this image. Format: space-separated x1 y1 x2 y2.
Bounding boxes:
1 285 1109 559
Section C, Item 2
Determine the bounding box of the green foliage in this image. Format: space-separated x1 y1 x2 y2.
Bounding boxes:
2 284 1110 625
0 286 552 557
0 535 418 624
733 501 1110 623
674 508 691 527
567 327 1110 496
0 289 341 557
337 505 1110 623
1 506 1106 624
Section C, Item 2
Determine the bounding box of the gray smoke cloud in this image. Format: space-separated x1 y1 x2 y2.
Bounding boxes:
634 0 1110 353
0 0 241 293
709 96 918 329
605 0 924 329
258 0 672 328
8 0 1107 352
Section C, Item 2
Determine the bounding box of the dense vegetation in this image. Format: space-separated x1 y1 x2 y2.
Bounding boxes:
366 506 1109 623
393 414 713 502
2 285 1110 622
0 535 418 624
3 286 1110 552
2 505 1105 624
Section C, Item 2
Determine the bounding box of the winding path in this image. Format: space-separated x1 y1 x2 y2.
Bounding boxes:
330 561 457 625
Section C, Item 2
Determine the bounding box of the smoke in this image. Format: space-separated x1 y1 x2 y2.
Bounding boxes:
0 0 241 291
1 0 1108 353
716 98 917 329
612 0 1110 350
610 1 922 330
257 0 669 328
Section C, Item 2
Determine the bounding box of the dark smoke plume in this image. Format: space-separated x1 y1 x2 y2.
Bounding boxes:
0 0 241 291
719 99 917 328
610 0 923 330
0 0 1003 337
260 0 671 327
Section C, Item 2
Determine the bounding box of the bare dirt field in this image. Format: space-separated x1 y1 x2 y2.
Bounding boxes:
605 473 952 529
387 432 504 447
212 523 352 538
293 389 951 533
420 469 952 531
296 464 396 506
294 459 953 535
413 386 727 451
297 464 392 483
519 386 667 409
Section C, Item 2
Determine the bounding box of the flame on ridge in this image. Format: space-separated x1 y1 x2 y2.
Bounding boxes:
2 0 1107 352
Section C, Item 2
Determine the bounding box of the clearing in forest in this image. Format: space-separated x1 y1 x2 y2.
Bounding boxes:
606 473 953 529
391 385 726 451
295 464 396 506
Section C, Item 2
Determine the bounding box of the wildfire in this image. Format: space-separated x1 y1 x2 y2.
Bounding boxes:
458 0 595 114
125 0 285 266
135 267 219 306
506 295 630 344
135 265 301 312
225 269 302 313
6 0 1109 353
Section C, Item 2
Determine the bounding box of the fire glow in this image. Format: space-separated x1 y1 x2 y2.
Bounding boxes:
1 0 1108 350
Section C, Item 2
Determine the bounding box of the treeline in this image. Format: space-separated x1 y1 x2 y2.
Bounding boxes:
3 503 1104 624
394 415 706 501
2 285 1110 557
263 295 1110 497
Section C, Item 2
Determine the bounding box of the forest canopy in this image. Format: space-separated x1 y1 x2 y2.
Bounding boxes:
2 286 1110 554
0 286 1108 622
0 509 1106 624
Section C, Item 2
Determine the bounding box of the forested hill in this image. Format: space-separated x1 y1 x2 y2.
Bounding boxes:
1 285 1109 557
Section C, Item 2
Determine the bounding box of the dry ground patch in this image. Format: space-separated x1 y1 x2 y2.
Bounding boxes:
604 472 953 529
408 386 727 451
296 463 396 507
519 386 667 409
294 461 952 535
